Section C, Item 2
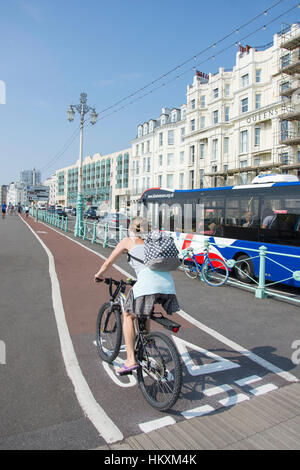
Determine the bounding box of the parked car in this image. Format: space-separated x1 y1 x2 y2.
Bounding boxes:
64 206 73 214
46 207 56 214
96 213 130 238
71 207 77 216
56 208 67 218
83 208 98 220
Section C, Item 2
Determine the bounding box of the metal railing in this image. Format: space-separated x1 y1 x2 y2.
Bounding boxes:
179 237 300 305
31 210 300 304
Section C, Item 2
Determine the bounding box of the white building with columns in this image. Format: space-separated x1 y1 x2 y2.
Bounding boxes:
131 23 300 205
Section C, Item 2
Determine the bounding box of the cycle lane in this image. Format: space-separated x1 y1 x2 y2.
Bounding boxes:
21 216 299 443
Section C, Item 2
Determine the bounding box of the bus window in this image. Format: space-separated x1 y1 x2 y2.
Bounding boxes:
224 196 259 240
260 193 300 246
201 196 225 236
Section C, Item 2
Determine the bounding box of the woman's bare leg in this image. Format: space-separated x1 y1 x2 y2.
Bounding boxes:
122 311 136 366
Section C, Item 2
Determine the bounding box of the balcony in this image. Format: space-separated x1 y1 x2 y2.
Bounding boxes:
279 56 300 75
279 131 300 146
280 27 300 51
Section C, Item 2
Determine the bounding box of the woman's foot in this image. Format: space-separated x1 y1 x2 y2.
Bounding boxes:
116 363 139 375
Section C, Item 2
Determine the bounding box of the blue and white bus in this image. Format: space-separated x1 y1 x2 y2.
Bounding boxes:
139 175 300 288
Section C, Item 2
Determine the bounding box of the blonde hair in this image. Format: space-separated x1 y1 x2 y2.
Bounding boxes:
129 217 149 238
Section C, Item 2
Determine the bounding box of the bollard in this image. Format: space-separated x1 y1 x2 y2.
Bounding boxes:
255 245 267 299
201 238 210 281
65 217 68 233
83 219 87 240
92 221 97 244
103 223 108 248
119 225 123 242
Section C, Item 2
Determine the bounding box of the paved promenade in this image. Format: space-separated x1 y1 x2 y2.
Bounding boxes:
0 213 299 450
96 382 300 450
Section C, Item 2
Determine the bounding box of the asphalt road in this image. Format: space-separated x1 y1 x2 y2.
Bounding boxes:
0 214 299 449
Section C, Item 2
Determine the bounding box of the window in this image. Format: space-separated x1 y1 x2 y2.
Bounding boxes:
136 145 139 156
255 93 261 110
199 169 204 188
255 127 261 147
136 161 139 175
241 97 248 113
159 132 163 146
167 174 174 189
200 143 205 159
141 142 144 154
158 154 163 166
180 151 184 164
224 137 229 154
179 173 184 190
213 110 219 124
181 108 186 119
200 116 205 129
168 130 174 145
171 113 177 123
147 157 151 172
189 170 195 189
256 69 261 83
167 153 174 166
191 99 196 109
281 53 290 69
225 84 230 96
158 175 162 187
181 127 185 142
281 152 289 165
200 96 206 108
189 146 195 164
212 139 218 160
143 157 146 173
147 140 150 152
281 120 289 141
241 74 249 87
190 119 196 132
240 160 248 168
254 157 260 167
240 130 248 153
225 106 229 122
213 88 219 99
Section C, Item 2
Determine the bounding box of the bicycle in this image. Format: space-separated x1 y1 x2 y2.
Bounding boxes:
95 277 183 411
181 246 229 286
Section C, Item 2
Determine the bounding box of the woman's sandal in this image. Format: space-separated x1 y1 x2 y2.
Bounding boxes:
117 364 140 376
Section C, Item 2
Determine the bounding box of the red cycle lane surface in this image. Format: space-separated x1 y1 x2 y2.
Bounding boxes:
22 216 298 441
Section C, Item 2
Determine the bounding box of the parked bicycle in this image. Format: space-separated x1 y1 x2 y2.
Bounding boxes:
181 246 229 286
95 277 182 411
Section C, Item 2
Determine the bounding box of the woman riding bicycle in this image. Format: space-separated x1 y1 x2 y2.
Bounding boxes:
94 217 180 375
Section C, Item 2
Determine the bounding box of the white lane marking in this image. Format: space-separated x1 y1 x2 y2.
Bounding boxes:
21 217 123 444
235 375 262 387
181 405 214 419
172 337 240 375
250 384 278 396
139 416 176 433
203 384 232 397
35 220 299 384
219 394 249 407
178 310 298 384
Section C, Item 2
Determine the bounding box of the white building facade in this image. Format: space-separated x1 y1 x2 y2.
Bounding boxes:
43 173 57 206
6 182 27 206
131 23 300 201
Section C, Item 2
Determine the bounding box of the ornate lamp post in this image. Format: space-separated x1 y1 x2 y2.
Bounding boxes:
67 93 98 237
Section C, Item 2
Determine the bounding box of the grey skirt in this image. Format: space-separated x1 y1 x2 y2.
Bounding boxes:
123 288 180 318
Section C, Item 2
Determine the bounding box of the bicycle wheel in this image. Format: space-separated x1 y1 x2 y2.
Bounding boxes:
202 258 229 286
96 302 122 363
182 254 199 279
136 332 182 411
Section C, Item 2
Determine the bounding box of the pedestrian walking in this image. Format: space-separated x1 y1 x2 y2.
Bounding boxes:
1 202 7 219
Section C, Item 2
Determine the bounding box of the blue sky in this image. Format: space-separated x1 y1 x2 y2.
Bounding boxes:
0 0 298 184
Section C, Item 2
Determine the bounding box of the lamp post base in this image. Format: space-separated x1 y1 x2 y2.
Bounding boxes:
74 193 84 238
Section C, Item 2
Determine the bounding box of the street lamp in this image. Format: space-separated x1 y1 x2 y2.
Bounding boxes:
67 93 98 237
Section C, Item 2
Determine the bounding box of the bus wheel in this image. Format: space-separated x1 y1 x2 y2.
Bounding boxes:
234 254 255 284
